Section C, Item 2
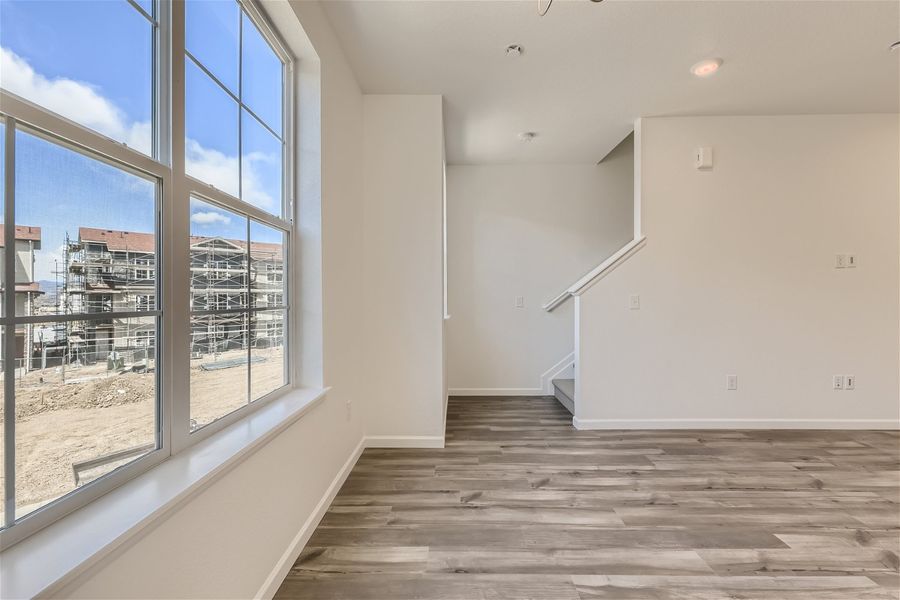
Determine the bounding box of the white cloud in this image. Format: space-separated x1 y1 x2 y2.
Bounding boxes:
1 47 151 155
185 142 278 212
190 210 231 226
240 150 278 211
185 140 241 199
2 46 280 213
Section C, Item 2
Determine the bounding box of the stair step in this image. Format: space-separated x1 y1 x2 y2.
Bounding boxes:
552 378 575 414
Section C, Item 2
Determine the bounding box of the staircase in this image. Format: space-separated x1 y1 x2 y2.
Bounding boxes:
552 378 575 415
543 236 647 423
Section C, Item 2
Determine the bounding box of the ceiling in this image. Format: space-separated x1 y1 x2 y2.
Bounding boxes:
320 0 900 164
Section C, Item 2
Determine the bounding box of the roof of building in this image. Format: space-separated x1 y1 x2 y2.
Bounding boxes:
0 283 45 294
79 227 155 252
78 227 282 260
0 225 42 247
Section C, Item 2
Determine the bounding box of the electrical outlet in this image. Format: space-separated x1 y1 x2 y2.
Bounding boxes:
832 375 844 390
726 374 737 390
629 294 641 310
835 254 858 269
845 375 855 390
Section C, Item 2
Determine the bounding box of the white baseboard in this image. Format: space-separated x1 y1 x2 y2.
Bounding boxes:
540 352 575 395
573 417 900 430
448 388 543 397
365 435 446 448
256 432 447 598
255 436 365 600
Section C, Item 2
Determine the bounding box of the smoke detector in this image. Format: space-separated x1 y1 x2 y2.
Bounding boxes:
519 131 537 142
506 44 523 57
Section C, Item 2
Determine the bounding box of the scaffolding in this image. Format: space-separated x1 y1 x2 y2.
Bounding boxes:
188 237 284 357
15 228 284 374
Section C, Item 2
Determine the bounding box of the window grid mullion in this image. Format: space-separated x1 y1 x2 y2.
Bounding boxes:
185 178 290 232
183 51 281 144
0 92 169 182
4 117 18 527
168 0 191 456
185 51 241 107
238 8 244 205
242 100 283 143
245 215 251 405
125 0 156 26
0 310 163 326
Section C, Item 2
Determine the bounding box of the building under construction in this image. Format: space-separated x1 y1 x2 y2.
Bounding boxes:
51 227 285 369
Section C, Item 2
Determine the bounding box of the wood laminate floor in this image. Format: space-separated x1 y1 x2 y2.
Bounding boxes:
274 397 900 599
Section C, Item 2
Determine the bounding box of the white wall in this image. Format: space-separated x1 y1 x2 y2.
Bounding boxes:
362 94 446 443
576 114 899 428
446 136 633 394
60 2 369 597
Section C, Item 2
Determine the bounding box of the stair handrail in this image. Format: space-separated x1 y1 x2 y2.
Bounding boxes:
542 235 647 312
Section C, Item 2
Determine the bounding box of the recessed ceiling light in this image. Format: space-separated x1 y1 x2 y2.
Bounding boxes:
691 58 723 78
519 131 537 142
506 44 523 57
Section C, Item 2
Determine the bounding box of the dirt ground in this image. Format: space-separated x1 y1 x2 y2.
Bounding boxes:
0 346 285 521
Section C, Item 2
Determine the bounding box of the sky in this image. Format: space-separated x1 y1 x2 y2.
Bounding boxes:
0 0 284 283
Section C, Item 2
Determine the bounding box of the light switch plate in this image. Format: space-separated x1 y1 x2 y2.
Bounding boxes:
726 375 737 390
833 375 844 390
845 375 855 390
515 296 525 308
629 294 640 310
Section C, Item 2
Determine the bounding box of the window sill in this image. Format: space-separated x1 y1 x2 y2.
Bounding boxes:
0 386 329 600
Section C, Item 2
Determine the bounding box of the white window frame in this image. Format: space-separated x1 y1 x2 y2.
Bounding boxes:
0 0 295 550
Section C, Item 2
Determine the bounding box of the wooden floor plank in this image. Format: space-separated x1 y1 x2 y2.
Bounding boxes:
274 396 900 599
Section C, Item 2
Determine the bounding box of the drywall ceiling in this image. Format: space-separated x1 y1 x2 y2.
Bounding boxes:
320 0 899 164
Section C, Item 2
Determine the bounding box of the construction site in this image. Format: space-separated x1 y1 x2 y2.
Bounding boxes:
0 226 286 520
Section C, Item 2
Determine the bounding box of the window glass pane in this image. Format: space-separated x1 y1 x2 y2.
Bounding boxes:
250 310 285 401
241 11 283 136
250 220 284 308
190 312 248 430
15 316 156 518
190 198 248 309
241 110 282 216
189 199 254 430
185 59 240 198
249 223 286 402
0 1 153 156
186 0 239 95
13 128 157 318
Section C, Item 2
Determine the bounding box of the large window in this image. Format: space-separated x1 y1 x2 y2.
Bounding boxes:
185 1 289 430
0 0 293 547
